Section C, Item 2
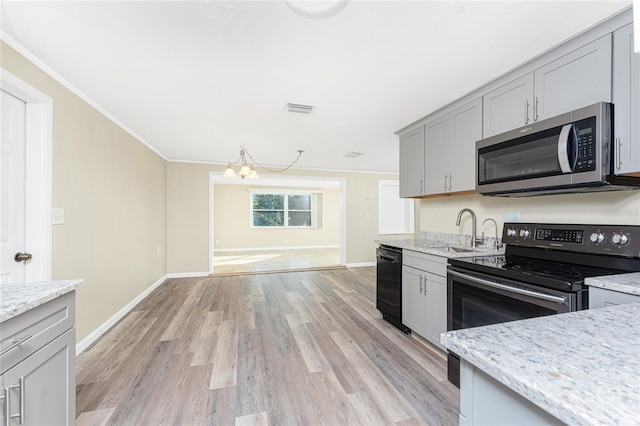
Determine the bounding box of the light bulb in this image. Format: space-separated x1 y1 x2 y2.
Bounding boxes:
223 165 235 177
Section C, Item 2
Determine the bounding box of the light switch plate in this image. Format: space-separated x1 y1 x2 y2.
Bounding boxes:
52 208 65 225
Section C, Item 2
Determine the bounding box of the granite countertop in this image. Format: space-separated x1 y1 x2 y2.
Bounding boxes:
586 272 640 296
441 303 640 426
378 238 504 258
0 280 82 323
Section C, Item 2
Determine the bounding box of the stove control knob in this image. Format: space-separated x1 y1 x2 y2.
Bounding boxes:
590 232 605 244
611 233 629 245
519 229 530 238
507 228 517 237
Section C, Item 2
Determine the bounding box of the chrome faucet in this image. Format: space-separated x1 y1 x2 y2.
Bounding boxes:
456 208 483 248
482 218 499 251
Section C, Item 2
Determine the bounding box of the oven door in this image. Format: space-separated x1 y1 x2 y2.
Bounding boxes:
446 266 576 387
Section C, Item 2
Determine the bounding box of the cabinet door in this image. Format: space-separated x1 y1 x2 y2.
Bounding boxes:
425 114 450 194
1 328 75 426
613 24 640 175
425 273 447 352
534 34 612 121
402 266 427 336
399 126 425 197
483 73 534 138
450 98 482 192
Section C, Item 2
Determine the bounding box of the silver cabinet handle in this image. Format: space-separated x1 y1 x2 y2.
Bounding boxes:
0 335 31 356
1 388 8 426
448 270 567 304
443 174 447 191
419 275 423 294
615 137 622 170
8 378 23 425
524 99 530 124
534 96 539 121
449 173 453 191
419 178 423 194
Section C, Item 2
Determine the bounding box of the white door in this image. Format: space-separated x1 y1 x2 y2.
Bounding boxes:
1 90 28 283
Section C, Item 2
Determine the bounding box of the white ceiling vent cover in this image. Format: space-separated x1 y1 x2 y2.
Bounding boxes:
285 103 316 114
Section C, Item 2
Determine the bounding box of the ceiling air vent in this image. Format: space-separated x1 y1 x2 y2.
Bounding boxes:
285 103 316 114
344 152 363 158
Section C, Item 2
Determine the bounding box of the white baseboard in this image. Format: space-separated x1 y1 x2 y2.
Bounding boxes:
76 274 168 354
346 262 376 268
214 245 339 253
166 271 210 278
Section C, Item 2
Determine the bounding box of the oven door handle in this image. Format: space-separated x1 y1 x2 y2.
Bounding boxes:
448 270 568 304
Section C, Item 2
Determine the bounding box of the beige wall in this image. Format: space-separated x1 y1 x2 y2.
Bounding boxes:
167 161 411 274
213 184 340 250
2 42 168 343
420 191 640 237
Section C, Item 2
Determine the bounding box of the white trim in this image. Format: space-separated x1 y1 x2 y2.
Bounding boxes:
76 274 168 354
1 68 53 282
214 245 340 253
209 172 215 274
167 271 210 279
0 32 167 161
346 262 376 268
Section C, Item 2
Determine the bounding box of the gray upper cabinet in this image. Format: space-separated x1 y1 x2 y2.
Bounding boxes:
534 34 612 120
483 74 534 138
449 98 482 192
613 23 640 175
399 126 425 197
425 97 482 195
483 35 612 138
425 114 450 194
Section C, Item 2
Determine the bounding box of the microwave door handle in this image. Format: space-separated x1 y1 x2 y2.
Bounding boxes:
558 124 575 173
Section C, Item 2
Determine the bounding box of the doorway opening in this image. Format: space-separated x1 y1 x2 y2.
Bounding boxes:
209 173 345 275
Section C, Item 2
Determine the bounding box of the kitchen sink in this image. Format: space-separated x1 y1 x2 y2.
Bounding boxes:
447 246 477 253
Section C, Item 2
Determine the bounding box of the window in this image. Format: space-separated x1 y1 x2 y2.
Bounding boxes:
251 192 313 228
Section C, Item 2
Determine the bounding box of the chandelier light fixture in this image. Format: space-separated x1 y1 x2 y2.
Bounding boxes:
223 146 304 180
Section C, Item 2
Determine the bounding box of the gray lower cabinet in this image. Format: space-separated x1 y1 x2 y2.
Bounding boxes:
460 360 563 426
402 250 447 351
613 23 640 175
0 292 76 426
589 287 640 309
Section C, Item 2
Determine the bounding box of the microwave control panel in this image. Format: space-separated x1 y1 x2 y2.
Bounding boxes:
573 117 597 172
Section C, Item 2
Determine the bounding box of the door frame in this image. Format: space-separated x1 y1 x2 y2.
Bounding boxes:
1 68 53 281
208 172 346 275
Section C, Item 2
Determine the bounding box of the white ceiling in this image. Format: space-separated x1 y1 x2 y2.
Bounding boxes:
0 0 630 174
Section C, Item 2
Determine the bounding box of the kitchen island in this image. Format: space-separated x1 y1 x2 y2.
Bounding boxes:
441 302 640 425
1 280 81 425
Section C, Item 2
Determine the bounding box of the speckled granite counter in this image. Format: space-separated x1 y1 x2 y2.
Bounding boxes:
441 303 640 426
586 272 640 296
0 280 82 323
378 232 504 258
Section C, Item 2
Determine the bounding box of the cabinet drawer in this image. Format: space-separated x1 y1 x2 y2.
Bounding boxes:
403 250 447 277
0 291 75 373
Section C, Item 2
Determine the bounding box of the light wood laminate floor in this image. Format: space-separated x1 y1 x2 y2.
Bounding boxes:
76 267 459 425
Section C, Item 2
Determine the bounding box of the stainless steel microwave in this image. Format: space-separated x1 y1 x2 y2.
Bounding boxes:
476 102 640 196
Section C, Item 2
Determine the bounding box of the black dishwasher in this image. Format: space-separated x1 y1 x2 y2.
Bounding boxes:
376 245 410 334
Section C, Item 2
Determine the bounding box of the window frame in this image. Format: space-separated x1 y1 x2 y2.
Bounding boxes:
250 190 314 229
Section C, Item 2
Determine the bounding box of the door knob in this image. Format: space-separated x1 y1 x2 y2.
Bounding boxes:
14 252 32 262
